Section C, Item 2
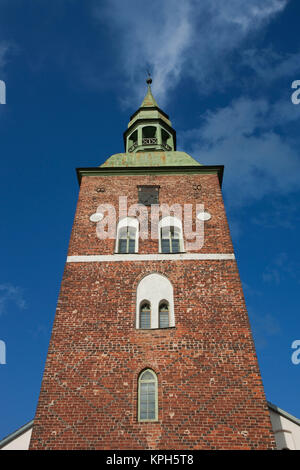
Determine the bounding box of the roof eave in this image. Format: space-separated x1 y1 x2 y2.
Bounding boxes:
0 420 34 449
76 165 224 187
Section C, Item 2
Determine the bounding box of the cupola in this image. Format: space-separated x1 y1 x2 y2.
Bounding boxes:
123 77 176 153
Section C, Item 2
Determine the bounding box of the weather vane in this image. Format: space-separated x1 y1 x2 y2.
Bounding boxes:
146 69 152 85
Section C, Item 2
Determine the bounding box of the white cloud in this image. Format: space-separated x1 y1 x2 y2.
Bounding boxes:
180 97 300 206
242 48 300 83
93 0 289 105
92 1 297 207
0 283 26 316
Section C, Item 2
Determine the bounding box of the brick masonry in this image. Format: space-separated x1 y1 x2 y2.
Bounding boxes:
29 172 276 449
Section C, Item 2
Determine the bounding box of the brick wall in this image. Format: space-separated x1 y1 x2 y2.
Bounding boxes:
29 172 275 449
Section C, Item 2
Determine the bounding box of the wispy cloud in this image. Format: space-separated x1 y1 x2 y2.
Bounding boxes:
262 252 299 285
0 40 13 73
262 267 281 285
251 198 300 229
93 0 289 105
0 283 26 316
249 311 281 349
242 282 262 298
92 0 298 207
29 323 50 340
242 48 300 84
180 96 300 206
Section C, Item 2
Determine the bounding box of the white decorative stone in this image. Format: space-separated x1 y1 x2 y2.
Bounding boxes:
89 212 104 222
197 211 211 221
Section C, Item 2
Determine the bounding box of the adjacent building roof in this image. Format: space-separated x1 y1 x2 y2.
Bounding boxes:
0 420 34 450
268 401 300 426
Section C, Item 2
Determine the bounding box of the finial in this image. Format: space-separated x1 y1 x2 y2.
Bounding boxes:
146 70 152 86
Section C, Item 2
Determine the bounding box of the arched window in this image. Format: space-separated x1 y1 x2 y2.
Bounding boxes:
140 301 151 329
118 226 136 253
116 217 139 254
136 274 175 329
142 126 157 145
161 128 172 151
138 369 158 421
161 226 181 253
159 301 169 328
128 130 138 153
159 216 184 254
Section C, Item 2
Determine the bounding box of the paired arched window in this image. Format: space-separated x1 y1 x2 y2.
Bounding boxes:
159 216 184 254
115 216 185 255
136 274 174 329
138 369 158 421
139 300 170 329
116 217 139 254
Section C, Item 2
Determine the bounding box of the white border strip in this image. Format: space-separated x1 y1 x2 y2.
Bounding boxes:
67 253 235 263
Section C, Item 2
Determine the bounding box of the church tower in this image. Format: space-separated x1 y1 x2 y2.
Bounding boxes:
29 80 275 450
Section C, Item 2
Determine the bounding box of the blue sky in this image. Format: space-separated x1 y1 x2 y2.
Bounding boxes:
0 0 300 440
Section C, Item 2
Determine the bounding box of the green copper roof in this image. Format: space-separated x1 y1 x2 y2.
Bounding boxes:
140 83 159 108
101 151 202 168
127 81 172 129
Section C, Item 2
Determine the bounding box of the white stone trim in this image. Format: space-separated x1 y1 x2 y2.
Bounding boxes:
67 253 235 263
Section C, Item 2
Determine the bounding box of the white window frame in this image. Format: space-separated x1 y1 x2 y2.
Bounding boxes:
158 216 184 253
115 217 139 254
138 369 158 422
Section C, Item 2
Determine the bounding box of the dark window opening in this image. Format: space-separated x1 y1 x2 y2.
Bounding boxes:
118 226 136 253
161 226 181 253
138 186 159 206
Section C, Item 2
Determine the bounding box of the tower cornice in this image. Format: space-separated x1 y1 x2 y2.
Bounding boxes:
129 106 170 123
76 165 224 187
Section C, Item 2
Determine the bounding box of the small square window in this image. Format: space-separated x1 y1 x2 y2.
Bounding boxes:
138 186 159 206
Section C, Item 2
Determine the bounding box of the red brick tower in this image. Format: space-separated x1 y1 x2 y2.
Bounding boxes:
30 80 275 450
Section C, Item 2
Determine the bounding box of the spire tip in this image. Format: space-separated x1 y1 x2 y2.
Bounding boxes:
146 71 152 86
